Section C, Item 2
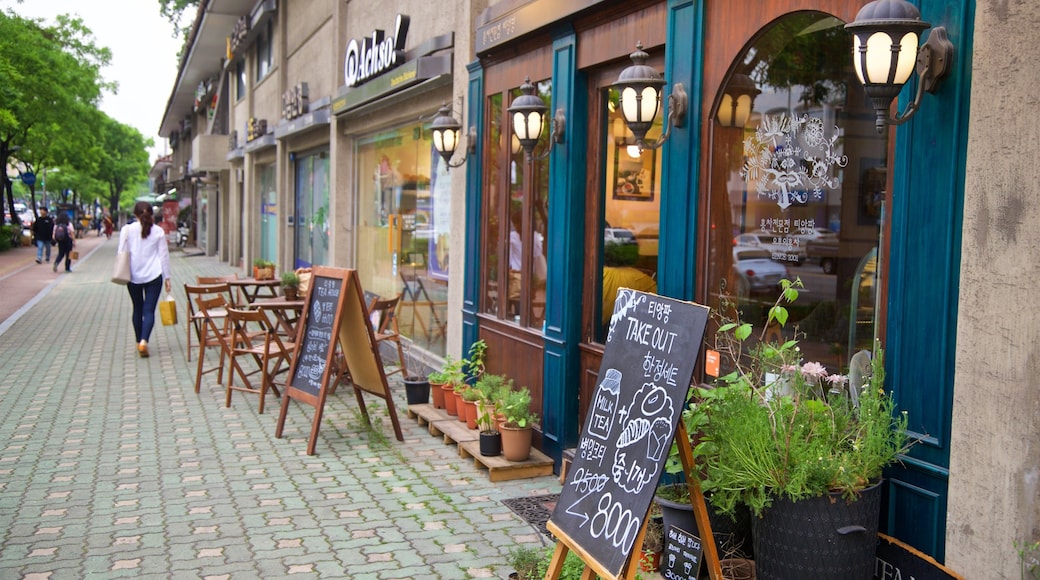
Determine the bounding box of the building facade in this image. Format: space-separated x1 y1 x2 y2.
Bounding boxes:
156 0 1039 577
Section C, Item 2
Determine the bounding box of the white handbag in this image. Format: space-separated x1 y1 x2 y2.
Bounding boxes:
111 251 131 285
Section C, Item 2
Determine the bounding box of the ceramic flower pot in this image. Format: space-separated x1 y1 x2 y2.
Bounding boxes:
430 380 447 409
500 425 533 462
442 384 457 416
462 399 478 429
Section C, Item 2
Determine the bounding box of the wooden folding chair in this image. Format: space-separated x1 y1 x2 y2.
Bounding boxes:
184 283 233 362
368 293 407 378
193 293 234 394
223 307 294 414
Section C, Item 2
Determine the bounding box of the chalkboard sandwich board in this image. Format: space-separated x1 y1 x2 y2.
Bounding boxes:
546 289 710 578
275 266 403 455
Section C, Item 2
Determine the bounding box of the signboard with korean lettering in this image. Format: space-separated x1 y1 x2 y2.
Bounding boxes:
546 289 709 578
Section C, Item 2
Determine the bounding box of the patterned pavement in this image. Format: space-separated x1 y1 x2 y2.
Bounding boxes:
0 238 561 579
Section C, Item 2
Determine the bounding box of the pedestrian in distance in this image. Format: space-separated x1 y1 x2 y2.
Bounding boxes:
51 214 75 273
102 214 114 239
119 201 172 358
32 207 54 264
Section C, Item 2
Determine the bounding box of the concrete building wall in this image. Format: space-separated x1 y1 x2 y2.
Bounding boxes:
947 0 1040 577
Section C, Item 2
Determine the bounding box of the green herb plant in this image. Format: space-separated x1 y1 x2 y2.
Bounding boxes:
685 279 911 516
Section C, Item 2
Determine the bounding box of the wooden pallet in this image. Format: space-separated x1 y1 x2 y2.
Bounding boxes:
408 403 478 444
458 440 555 482
407 403 555 481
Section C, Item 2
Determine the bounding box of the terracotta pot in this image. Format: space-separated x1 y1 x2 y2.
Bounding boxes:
639 550 661 572
283 286 299 301
500 425 533 462
430 381 446 409
442 384 457 415
462 399 478 429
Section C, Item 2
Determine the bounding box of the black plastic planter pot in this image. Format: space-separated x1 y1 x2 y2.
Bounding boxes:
654 485 754 560
403 377 430 406
479 431 502 456
752 480 883 580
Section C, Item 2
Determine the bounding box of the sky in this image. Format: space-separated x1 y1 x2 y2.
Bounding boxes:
2 0 189 164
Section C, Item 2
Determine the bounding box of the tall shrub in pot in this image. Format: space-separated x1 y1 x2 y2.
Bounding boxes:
500 386 538 462
685 280 911 579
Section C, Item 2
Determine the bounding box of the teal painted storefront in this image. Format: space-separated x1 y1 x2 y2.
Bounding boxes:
463 0 972 562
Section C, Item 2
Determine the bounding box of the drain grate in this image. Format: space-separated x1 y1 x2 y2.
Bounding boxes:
501 493 559 539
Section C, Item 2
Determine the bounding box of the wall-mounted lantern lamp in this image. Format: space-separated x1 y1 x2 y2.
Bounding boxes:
716 73 760 128
507 77 566 161
613 43 687 151
431 103 476 169
845 0 954 133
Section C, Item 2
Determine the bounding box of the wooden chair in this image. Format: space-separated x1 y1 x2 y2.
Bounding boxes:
184 283 233 362
223 307 294 414
197 274 241 304
192 293 234 395
368 293 407 378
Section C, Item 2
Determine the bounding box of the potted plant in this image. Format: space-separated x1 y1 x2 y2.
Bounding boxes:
253 259 275 280
399 347 428 407
500 386 538 462
685 280 910 579
439 355 466 416
428 366 449 409
475 374 512 456
460 386 481 429
280 271 301 300
639 508 664 572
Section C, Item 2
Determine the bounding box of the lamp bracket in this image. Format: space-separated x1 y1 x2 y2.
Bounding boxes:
525 108 566 162
637 83 688 151
445 126 477 169
880 26 953 131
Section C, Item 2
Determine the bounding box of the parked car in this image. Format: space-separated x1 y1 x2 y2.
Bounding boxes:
733 233 806 264
732 246 789 296
604 227 637 245
797 228 839 273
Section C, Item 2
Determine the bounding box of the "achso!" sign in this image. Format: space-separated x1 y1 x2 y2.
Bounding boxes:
344 14 410 88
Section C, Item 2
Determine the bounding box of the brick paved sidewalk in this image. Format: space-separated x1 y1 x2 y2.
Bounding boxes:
0 241 560 579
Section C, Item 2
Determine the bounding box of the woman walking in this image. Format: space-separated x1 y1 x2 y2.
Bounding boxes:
120 201 172 358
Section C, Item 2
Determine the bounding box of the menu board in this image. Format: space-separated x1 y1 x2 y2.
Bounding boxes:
290 275 344 396
662 525 703 580
548 289 709 577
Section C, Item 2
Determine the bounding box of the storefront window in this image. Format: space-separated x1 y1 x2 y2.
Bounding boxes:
356 124 448 356
483 80 551 330
597 87 662 342
258 164 277 263
706 12 886 371
293 150 330 268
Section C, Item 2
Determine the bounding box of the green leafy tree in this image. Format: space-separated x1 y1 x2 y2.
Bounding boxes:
158 0 200 44
97 115 151 216
0 10 112 222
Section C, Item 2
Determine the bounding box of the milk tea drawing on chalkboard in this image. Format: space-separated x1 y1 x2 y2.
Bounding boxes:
547 288 709 577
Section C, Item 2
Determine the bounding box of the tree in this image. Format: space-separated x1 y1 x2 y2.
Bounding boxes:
96 115 151 216
158 0 199 43
0 10 112 223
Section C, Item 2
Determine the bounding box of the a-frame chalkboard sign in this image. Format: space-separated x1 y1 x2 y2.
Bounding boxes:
275 266 403 455
544 289 722 580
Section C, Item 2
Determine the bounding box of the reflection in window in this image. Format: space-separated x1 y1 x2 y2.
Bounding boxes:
707 12 886 373
256 20 272 82
597 87 662 342
236 60 246 101
483 80 551 330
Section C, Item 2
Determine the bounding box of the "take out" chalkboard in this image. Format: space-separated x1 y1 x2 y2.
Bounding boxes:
547 289 709 577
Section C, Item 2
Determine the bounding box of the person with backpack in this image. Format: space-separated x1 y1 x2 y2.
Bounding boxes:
51 214 75 273
32 207 55 264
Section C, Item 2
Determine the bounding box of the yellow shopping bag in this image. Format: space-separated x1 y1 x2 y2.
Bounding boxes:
159 293 178 326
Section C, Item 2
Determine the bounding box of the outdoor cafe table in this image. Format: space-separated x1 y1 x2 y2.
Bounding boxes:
252 296 305 338
227 278 280 304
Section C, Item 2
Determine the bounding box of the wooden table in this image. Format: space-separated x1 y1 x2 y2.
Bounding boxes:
253 296 305 337
227 278 281 304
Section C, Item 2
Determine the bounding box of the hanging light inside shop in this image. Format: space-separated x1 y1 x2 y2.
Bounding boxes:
613 42 687 150
845 0 954 133
430 103 476 169
507 77 565 162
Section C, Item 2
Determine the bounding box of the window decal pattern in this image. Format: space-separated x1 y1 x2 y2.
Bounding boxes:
741 113 848 210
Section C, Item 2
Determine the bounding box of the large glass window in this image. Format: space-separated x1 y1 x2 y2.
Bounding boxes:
597 87 662 342
482 80 551 330
706 12 886 372
293 151 329 268
256 20 272 82
356 123 449 357
258 164 277 263
235 59 246 101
